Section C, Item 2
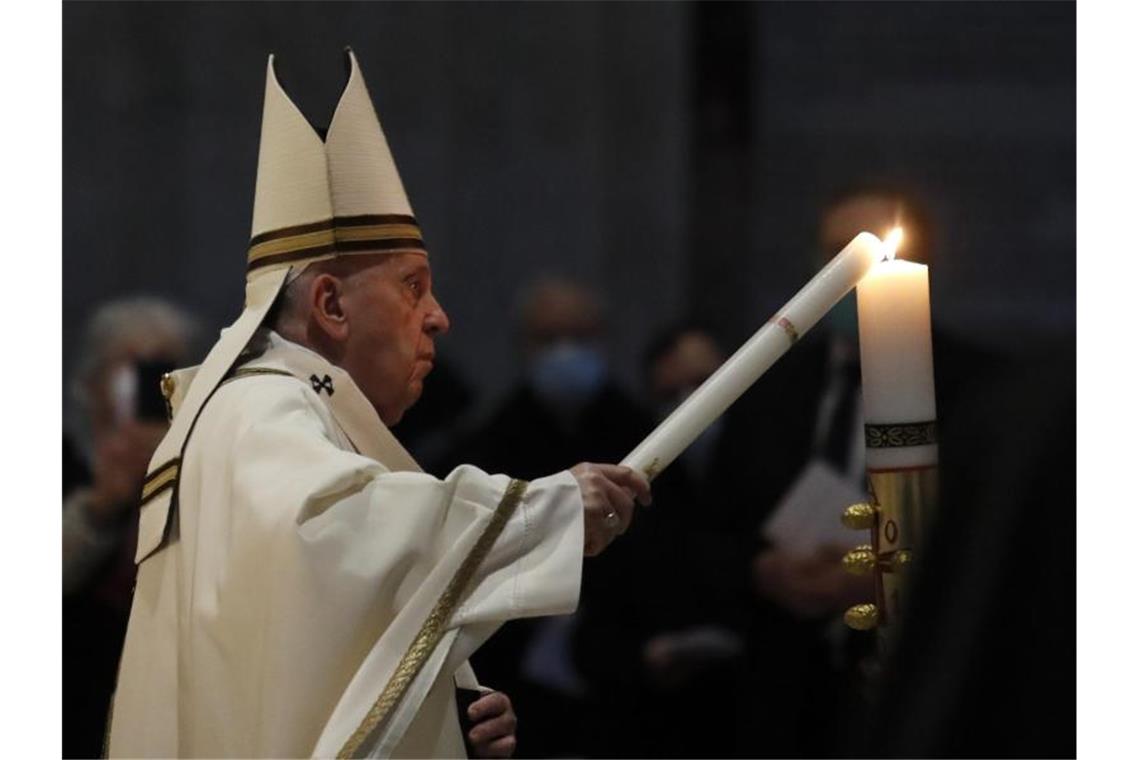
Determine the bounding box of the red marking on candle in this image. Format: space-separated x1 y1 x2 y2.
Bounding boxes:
774 316 799 343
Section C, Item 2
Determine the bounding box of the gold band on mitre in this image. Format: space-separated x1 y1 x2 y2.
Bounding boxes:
247 213 427 274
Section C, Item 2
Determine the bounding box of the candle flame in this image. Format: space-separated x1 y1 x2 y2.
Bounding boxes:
882 227 904 261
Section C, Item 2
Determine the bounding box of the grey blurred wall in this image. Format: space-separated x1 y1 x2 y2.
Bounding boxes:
63 1 1074 414
749 1 1075 342
63 1 689 406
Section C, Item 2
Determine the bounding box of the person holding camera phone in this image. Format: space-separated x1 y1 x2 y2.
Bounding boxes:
62 296 199 759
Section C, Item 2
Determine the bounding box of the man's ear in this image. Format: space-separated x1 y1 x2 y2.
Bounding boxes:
309 273 350 342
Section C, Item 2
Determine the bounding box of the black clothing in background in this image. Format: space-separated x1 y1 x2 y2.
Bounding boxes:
572 334 838 758
63 436 89 498
392 358 475 477
440 328 1022 758
443 382 652 758
851 353 1075 758
62 435 134 760
726 328 1010 758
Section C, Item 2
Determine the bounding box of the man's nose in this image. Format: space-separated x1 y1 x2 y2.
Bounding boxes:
425 295 451 336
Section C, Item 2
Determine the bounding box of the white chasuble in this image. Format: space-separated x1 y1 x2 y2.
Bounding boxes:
107 332 585 758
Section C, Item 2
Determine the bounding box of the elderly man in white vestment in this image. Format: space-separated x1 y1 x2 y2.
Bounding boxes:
106 49 650 759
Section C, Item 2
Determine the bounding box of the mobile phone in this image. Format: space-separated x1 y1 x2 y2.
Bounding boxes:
135 361 175 422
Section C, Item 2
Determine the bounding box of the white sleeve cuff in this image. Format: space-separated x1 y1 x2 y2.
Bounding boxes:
513 470 585 618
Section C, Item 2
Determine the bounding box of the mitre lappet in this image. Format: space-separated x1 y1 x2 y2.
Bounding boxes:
136 48 426 562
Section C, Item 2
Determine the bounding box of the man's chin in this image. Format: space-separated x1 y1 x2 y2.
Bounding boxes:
377 378 426 427
392 384 424 424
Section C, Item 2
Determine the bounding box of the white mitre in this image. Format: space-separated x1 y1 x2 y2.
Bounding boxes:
136 48 426 562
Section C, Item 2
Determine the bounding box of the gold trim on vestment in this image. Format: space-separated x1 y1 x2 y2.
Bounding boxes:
223 367 297 386
140 459 180 505
337 478 530 759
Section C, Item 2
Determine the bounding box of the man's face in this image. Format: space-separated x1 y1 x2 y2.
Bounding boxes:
650 330 724 409
338 253 450 426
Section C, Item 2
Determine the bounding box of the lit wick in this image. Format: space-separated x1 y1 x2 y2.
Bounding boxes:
882 227 904 261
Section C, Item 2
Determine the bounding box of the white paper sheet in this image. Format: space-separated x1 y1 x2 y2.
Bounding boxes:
762 459 868 554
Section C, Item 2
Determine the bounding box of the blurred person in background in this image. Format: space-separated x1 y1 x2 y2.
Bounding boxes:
443 277 652 757
63 296 199 759
572 323 758 758
737 182 1010 756
747 186 919 629
733 187 900 757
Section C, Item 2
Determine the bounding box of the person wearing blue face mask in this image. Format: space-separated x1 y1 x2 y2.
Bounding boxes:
731 187 915 758
529 340 610 414
442 277 654 759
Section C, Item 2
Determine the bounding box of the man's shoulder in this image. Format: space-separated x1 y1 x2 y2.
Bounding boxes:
199 369 335 437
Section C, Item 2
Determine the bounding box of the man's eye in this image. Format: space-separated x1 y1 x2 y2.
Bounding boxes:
407 279 423 296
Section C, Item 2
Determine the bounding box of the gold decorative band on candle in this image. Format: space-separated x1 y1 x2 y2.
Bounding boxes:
772 316 799 344
246 214 427 273
864 420 937 449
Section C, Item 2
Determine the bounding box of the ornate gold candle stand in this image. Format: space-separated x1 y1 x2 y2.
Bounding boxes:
841 422 938 642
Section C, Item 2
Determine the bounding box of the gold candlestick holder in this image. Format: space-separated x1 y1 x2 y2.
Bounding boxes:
841 423 939 641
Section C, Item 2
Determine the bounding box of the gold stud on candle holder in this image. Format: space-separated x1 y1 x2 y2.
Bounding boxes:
844 603 880 631
841 502 877 530
887 549 913 573
842 545 876 575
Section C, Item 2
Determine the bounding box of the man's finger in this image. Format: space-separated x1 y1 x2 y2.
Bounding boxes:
585 522 616 556
592 464 652 506
482 734 517 758
597 477 635 533
468 691 509 722
468 712 517 744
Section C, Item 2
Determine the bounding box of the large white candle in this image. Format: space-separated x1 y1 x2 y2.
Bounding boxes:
856 250 937 471
622 231 892 480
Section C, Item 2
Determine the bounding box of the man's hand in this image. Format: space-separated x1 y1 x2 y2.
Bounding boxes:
643 626 744 690
466 691 517 758
569 463 652 556
752 544 873 619
88 421 167 527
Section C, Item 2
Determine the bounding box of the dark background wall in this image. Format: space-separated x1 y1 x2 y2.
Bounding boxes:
63 0 1074 411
